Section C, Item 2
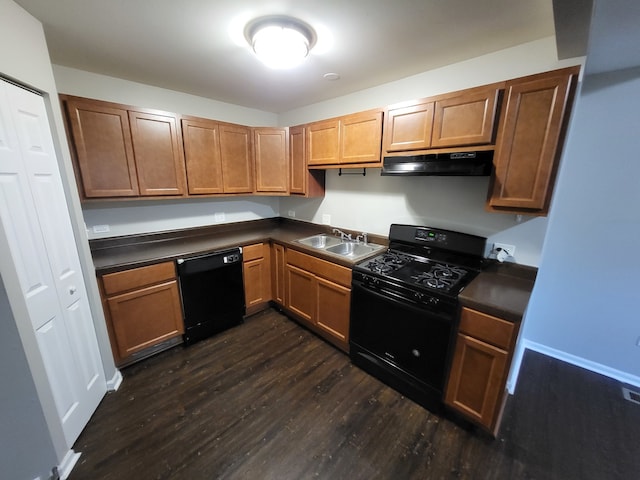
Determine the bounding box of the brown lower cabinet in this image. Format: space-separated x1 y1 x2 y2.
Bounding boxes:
285 249 352 352
100 261 184 366
242 243 272 315
445 307 520 435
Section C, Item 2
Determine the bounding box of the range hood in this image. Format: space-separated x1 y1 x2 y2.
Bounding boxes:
381 150 493 176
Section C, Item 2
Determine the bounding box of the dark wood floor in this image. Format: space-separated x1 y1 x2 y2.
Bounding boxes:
70 309 640 479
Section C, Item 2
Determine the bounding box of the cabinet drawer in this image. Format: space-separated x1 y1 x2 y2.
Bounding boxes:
459 307 514 350
286 249 351 288
102 261 176 295
243 243 265 262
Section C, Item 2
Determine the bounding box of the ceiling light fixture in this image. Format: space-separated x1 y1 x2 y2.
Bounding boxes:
245 16 317 69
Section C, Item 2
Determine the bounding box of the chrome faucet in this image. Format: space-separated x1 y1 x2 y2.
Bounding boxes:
356 232 368 245
332 228 352 241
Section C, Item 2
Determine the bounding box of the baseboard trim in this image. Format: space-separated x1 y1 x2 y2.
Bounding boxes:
522 339 640 388
58 449 81 480
106 369 123 391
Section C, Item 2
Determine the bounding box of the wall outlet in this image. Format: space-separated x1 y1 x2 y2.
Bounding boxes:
322 214 331 225
92 224 110 233
214 212 225 222
288 210 296 218
493 243 516 257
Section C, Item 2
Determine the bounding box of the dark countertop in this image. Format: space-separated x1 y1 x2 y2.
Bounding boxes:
459 262 537 323
90 217 536 322
89 218 389 274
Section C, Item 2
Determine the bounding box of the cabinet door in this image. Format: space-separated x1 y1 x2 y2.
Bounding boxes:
254 127 289 193
286 264 316 324
445 333 509 432
242 243 272 313
289 125 306 194
431 85 501 148
107 280 184 359
340 110 383 165
488 67 579 213
307 119 340 166
316 277 350 351
382 102 434 153
63 97 138 197
128 111 186 196
271 243 286 306
219 123 254 193
182 117 223 194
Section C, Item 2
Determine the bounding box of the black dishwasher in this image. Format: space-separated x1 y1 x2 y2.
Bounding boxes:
177 247 245 345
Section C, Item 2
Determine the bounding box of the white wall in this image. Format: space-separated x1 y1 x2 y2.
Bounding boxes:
54 65 279 127
521 67 640 384
83 197 278 239
0 276 57 480
280 37 583 267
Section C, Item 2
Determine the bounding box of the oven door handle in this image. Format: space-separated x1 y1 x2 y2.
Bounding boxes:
352 281 454 323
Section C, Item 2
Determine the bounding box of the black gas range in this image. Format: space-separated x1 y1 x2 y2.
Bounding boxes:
349 224 487 413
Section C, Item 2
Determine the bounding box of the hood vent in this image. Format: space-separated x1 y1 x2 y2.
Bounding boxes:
381 150 494 176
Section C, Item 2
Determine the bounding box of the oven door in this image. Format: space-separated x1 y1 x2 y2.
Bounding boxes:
349 279 455 408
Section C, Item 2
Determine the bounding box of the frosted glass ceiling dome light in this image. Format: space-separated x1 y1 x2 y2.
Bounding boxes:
245 16 317 69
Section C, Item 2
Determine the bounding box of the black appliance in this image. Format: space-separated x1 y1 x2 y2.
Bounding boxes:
177 247 245 345
381 150 493 176
349 224 486 413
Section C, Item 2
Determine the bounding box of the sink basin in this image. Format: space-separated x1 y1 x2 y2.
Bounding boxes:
295 234 342 249
295 234 385 261
325 242 384 258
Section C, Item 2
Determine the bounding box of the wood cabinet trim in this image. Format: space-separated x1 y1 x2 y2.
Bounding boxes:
459 307 514 350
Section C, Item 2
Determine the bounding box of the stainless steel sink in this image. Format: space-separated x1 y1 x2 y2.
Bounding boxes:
325 242 382 257
295 234 342 249
295 233 385 261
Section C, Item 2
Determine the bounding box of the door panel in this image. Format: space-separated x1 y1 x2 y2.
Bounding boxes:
0 81 106 448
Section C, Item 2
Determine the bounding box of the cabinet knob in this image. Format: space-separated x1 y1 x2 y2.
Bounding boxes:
69 286 77 295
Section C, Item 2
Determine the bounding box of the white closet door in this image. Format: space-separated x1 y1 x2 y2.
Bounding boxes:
0 80 105 446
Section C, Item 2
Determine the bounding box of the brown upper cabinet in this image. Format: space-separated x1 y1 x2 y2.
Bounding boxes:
383 84 502 155
289 125 325 197
487 66 580 214
253 127 289 194
182 117 254 195
62 95 186 199
307 109 383 167
219 123 254 194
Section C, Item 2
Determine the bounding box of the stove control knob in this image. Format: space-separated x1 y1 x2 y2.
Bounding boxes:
429 297 439 305
414 292 424 301
372 277 380 286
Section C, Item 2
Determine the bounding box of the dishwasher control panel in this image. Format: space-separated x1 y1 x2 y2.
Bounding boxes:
223 253 241 264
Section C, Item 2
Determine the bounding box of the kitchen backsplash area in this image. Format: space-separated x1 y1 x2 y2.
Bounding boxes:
82 168 546 267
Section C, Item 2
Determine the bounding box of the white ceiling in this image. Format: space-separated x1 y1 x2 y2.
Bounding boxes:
15 1 563 113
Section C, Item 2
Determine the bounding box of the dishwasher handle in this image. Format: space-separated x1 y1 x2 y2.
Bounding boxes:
176 247 242 276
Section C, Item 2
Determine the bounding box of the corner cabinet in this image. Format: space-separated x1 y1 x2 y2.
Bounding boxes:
307 109 383 168
382 83 502 155
487 66 580 214
285 249 352 352
444 307 520 435
242 243 272 315
289 125 325 197
62 95 186 199
100 262 184 366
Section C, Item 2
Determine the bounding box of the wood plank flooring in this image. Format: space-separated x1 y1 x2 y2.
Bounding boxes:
69 309 640 479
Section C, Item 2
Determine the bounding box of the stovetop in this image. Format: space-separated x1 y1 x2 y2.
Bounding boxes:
356 251 475 295
353 224 488 297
